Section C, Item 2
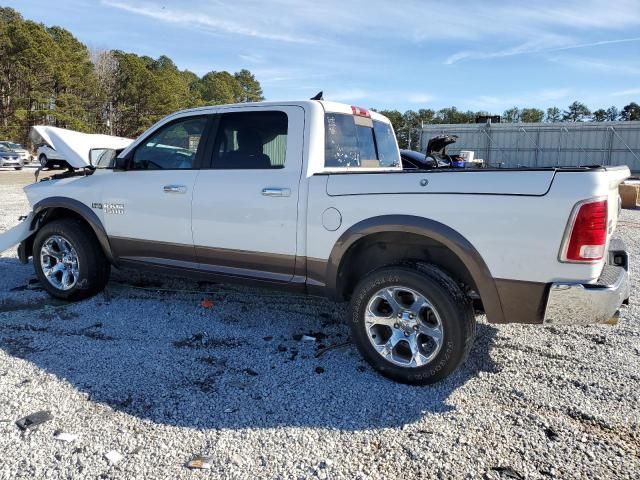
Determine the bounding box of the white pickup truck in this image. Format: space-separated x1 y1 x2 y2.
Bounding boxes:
0 100 631 384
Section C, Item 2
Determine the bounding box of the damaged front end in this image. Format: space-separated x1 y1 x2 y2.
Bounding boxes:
0 213 35 261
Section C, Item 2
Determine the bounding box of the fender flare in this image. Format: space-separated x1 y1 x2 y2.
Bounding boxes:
324 214 505 324
32 196 116 264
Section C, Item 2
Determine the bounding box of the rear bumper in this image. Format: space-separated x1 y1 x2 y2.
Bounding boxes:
543 242 630 325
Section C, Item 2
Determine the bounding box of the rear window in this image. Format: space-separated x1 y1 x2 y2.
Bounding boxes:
325 113 400 168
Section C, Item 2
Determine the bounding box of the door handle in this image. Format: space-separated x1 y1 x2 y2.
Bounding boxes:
163 185 187 194
261 187 291 197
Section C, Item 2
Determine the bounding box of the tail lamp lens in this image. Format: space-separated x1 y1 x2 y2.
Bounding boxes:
563 199 608 262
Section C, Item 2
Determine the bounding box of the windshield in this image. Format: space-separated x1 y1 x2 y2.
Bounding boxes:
325 113 400 168
1 141 21 149
0 144 10 152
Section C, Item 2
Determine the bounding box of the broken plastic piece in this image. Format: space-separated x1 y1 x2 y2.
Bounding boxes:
54 431 78 442
104 450 124 465
15 410 52 431
302 335 316 342
186 456 214 469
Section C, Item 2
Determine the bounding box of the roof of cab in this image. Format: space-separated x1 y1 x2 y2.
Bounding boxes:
164 99 391 124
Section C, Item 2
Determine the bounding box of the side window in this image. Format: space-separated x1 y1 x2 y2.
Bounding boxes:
212 111 288 169
131 116 207 170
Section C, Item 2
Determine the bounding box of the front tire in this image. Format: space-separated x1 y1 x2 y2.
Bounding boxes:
348 264 476 385
14 166 23 170
39 154 48 168
33 219 110 301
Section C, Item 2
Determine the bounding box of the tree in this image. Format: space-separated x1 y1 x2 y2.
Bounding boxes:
592 109 607 122
620 102 640 121
520 108 544 123
234 69 264 102
502 106 521 123
563 101 591 122
436 106 475 124
606 106 619 121
545 107 561 122
0 7 266 144
199 71 239 105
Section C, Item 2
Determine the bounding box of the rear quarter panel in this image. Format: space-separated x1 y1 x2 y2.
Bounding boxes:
306 170 613 284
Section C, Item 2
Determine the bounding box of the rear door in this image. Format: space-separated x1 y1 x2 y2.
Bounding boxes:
191 106 304 281
100 115 211 265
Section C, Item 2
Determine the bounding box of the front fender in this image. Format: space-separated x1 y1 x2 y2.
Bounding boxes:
32 197 115 264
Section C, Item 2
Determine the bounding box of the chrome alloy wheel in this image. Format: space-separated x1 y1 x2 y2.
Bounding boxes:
365 286 444 367
40 235 80 291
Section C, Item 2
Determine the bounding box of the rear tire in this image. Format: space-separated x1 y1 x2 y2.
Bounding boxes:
348 263 476 385
33 219 110 301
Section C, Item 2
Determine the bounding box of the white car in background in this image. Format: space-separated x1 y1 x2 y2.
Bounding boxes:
36 143 66 168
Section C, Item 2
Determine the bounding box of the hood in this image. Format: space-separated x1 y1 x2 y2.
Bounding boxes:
30 126 133 168
426 134 457 155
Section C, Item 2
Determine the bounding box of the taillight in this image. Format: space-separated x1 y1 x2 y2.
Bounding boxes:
351 106 370 117
561 198 608 262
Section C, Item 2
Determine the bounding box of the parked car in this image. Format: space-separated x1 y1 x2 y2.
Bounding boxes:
36 143 66 168
400 149 450 169
0 100 631 385
0 144 24 169
0 141 32 164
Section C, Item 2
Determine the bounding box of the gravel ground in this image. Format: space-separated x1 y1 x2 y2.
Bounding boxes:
0 168 639 479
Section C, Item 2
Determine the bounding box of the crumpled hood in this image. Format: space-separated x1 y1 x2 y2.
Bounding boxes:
426 134 458 155
30 126 133 168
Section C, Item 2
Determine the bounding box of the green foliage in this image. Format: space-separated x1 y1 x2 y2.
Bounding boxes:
520 108 544 123
620 102 640 121
592 109 607 122
545 107 562 122
606 106 619 121
563 101 591 122
0 7 265 142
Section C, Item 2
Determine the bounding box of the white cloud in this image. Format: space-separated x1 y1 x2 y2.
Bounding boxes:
329 89 371 102
611 88 640 97
407 94 434 104
101 0 318 43
445 36 640 65
546 55 640 76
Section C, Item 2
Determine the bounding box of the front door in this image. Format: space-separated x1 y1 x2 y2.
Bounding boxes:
101 115 210 266
191 106 304 281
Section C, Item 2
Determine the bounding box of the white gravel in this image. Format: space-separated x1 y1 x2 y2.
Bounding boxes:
0 168 639 479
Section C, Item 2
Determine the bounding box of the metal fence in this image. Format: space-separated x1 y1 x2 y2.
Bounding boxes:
418 121 640 173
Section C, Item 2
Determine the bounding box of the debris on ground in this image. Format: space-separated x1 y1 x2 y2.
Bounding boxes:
53 431 78 442
200 298 215 309
104 450 124 465
186 455 214 469
490 466 525 480
15 410 52 431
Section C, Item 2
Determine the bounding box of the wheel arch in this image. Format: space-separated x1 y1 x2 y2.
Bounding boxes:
324 215 505 324
29 197 115 264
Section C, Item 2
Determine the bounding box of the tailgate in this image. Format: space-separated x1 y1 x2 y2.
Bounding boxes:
606 166 631 240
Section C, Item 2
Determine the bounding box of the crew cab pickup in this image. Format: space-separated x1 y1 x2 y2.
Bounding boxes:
0 100 631 384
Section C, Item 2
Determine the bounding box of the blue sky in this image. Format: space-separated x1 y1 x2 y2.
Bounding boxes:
6 0 640 113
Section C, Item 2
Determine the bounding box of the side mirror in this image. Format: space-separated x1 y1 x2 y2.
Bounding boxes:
114 156 129 170
89 148 118 168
